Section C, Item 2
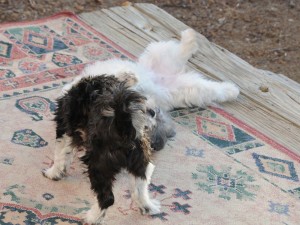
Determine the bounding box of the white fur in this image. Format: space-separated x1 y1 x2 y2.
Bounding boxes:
43 134 74 180
130 162 161 215
83 203 106 225
63 29 239 112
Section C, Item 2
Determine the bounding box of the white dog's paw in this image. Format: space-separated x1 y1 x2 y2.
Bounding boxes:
181 29 196 42
181 29 198 54
139 198 161 215
218 82 240 102
82 205 106 225
41 167 66 181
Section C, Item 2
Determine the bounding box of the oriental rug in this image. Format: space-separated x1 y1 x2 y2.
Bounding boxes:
0 12 299 225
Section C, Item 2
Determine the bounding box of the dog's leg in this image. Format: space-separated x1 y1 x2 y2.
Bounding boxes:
179 28 198 63
167 71 239 109
42 134 74 180
130 162 161 215
138 29 197 75
83 166 116 225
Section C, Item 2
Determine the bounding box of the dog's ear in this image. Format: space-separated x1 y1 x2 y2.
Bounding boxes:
112 87 147 140
128 99 147 138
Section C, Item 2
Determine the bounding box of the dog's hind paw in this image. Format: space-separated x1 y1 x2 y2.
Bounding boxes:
41 167 66 181
217 82 240 102
181 29 196 42
180 28 198 55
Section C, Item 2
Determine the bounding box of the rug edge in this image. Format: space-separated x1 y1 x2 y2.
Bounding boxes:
0 11 76 27
211 106 300 163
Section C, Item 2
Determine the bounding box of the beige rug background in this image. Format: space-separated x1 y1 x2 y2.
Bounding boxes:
0 12 299 225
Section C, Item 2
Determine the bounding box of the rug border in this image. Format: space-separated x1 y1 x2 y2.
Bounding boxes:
212 106 300 163
0 202 81 221
0 11 136 61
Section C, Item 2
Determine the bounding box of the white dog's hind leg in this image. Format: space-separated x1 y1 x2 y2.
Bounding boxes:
168 72 239 109
130 163 161 215
139 29 198 75
179 28 198 63
42 135 74 180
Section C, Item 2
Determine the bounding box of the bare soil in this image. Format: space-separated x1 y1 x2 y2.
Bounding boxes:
1 0 299 83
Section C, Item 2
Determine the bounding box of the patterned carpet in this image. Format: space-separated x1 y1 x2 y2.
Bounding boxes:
0 12 299 225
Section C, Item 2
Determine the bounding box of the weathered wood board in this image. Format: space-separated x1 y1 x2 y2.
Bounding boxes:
79 3 300 156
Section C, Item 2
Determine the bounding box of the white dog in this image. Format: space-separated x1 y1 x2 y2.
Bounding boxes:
64 29 239 113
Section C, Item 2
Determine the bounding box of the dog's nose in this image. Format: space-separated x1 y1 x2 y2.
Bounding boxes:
151 137 165 151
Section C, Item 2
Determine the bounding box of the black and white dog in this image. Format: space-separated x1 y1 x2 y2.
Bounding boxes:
42 74 161 224
43 28 239 224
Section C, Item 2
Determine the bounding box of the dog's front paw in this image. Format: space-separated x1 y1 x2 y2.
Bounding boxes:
139 198 161 215
82 205 106 225
41 167 65 181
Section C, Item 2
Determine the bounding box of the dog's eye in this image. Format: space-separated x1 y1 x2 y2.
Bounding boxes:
147 108 156 118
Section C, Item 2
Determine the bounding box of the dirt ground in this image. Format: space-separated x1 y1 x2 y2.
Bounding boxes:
1 0 299 83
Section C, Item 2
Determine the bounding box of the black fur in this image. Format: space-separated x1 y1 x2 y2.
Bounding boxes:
54 75 151 211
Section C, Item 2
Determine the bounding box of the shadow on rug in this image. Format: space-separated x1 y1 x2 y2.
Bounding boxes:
0 12 299 225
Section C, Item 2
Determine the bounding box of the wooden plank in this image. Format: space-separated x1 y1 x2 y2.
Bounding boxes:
109 6 175 40
101 8 155 42
78 4 300 156
79 11 146 57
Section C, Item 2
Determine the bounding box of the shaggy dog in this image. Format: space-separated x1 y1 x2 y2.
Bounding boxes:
43 28 239 224
42 74 161 224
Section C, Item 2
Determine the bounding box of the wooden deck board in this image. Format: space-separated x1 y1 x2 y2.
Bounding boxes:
79 3 300 156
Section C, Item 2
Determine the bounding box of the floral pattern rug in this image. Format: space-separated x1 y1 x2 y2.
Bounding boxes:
0 12 299 225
